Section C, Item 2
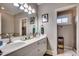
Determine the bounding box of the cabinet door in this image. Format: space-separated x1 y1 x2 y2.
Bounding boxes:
37 38 47 56
6 42 38 56
27 42 38 56
6 38 47 56
6 45 33 56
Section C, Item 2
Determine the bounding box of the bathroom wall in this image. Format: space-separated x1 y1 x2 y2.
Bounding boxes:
67 4 79 55
57 8 76 49
14 4 38 35
76 4 79 54
67 4 79 54
38 3 76 55
0 10 14 34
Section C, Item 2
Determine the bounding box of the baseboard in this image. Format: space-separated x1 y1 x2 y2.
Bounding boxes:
46 50 58 56
76 49 79 55
64 46 73 50
46 50 53 55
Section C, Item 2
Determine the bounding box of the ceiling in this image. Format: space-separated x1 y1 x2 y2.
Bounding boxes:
0 3 23 15
0 3 39 15
0 3 75 15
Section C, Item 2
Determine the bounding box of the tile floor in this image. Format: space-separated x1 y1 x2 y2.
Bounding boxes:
57 49 77 56
44 49 78 56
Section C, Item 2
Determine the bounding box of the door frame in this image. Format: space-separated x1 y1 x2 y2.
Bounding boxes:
55 4 77 54
19 17 28 36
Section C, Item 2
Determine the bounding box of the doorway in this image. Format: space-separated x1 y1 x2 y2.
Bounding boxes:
20 18 27 36
57 7 76 54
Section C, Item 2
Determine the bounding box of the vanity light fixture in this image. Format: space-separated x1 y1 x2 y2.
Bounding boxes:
20 5 24 10
24 3 28 8
24 8 28 12
32 9 35 13
28 11 32 14
28 6 32 11
13 3 36 14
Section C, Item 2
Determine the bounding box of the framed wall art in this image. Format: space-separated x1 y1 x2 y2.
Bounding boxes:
30 17 35 24
42 14 48 23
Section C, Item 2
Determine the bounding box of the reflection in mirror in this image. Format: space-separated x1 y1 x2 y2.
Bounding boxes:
20 18 27 36
0 3 38 39
22 19 27 36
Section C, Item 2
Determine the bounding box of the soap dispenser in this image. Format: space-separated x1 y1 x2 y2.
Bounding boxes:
33 25 35 37
41 25 44 35
0 41 3 46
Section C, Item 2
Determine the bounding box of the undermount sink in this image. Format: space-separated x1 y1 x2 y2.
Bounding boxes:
0 41 26 52
7 42 26 47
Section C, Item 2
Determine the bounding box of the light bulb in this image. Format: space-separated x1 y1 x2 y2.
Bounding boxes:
20 5 24 10
13 3 19 7
28 6 32 11
32 9 35 13
24 3 28 8
28 11 32 14
1 6 5 10
24 8 28 12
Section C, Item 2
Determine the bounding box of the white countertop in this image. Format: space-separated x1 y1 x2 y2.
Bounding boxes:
0 34 47 56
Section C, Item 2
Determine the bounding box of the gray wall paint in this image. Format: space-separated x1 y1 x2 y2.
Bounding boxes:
0 10 14 34
38 3 75 55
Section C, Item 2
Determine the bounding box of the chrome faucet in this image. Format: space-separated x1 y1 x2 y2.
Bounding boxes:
6 33 12 44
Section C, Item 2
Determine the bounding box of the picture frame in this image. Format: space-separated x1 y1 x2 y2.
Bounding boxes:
42 14 48 23
30 17 35 24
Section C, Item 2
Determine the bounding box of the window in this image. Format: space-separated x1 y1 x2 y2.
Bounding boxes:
57 18 62 23
62 17 68 23
57 16 68 24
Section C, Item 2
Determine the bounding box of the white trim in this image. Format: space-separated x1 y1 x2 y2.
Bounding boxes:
76 6 79 54
55 4 77 55
76 49 79 55
46 50 53 55
64 46 73 50
46 50 58 56
19 17 28 36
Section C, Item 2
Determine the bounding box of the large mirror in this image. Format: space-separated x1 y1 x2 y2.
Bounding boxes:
0 3 38 38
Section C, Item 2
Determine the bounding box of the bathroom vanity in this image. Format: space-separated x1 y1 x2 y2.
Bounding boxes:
0 34 47 56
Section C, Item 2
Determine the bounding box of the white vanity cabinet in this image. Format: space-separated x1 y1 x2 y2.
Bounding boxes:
37 38 47 56
6 38 47 56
